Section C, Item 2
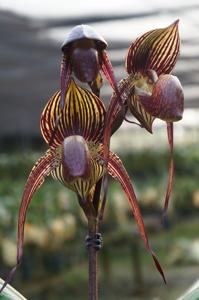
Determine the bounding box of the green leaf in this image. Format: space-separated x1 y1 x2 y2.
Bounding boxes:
0 278 26 300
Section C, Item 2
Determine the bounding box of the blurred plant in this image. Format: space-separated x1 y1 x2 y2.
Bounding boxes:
0 21 184 299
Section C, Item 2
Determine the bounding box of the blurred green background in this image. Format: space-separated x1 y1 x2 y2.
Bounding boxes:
1 0 199 299
1 128 199 299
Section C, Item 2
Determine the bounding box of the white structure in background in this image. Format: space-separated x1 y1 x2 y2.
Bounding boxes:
111 109 199 152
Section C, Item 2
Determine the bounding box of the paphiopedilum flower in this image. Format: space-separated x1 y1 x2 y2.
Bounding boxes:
103 21 184 214
60 24 120 95
125 20 184 133
50 24 121 147
125 21 184 213
1 79 165 292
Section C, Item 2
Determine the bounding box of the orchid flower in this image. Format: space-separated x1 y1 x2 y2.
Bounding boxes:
0 79 165 292
50 24 120 146
104 20 184 213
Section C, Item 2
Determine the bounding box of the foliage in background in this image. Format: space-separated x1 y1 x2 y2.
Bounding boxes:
0 147 199 299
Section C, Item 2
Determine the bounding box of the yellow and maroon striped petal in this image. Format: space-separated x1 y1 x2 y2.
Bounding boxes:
107 151 166 283
127 92 155 133
51 157 104 199
126 20 180 76
40 79 106 149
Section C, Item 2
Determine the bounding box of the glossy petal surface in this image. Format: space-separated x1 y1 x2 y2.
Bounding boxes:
40 79 106 148
138 74 184 122
126 20 180 76
52 142 105 199
62 136 92 182
61 24 107 52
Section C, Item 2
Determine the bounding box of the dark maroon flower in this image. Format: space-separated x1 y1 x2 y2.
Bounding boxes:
0 79 165 293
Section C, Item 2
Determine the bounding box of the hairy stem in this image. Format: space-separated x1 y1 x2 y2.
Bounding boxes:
88 218 99 300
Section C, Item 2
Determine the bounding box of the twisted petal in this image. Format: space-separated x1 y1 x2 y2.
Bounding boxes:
107 151 166 283
101 51 122 102
40 79 106 149
0 151 55 293
163 122 174 214
103 77 134 162
126 20 180 75
60 54 72 112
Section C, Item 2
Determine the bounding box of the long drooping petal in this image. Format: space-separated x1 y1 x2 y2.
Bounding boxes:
0 151 55 293
40 79 106 149
107 151 166 283
101 51 122 104
163 122 174 214
126 20 180 76
103 77 134 162
60 54 72 112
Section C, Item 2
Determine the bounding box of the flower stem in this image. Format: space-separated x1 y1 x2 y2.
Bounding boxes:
88 218 99 300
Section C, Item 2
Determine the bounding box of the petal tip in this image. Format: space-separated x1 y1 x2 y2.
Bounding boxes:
173 19 179 26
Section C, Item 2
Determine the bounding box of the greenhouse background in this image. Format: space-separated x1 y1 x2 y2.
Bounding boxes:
0 0 199 299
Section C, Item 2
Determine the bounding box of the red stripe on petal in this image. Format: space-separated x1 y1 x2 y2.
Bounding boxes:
126 20 180 76
40 80 106 148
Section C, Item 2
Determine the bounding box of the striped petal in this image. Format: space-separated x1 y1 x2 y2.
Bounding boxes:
89 72 103 97
119 75 155 133
107 151 166 283
0 150 55 293
126 20 180 76
40 79 106 149
48 55 72 147
127 91 155 133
